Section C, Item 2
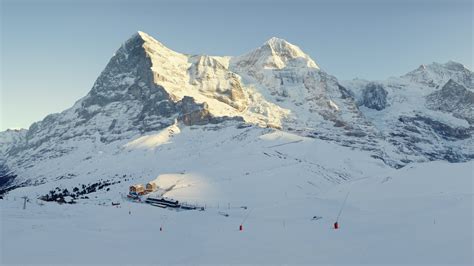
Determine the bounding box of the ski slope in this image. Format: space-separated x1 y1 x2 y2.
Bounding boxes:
1 125 472 265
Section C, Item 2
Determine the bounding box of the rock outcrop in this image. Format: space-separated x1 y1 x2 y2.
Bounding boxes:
426 79 474 124
359 83 388 111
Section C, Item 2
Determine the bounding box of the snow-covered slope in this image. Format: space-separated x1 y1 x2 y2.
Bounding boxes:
4 124 387 200
2 154 471 264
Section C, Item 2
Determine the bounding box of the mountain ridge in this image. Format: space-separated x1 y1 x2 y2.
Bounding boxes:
1 31 472 192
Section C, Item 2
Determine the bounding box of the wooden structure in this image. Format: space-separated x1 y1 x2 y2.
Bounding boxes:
146 182 158 193
129 184 145 195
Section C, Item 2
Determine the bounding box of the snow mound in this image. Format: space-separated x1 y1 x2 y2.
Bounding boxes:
124 123 180 150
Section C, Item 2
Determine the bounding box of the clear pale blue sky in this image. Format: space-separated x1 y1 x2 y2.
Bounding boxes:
1 0 472 131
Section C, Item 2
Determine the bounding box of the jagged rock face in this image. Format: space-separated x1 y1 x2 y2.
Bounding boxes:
81 33 182 135
188 55 248 111
426 79 474 124
17 34 180 155
177 96 212 126
83 34 169 107
392 115 473 162
398 115 471 141
359 83 388 111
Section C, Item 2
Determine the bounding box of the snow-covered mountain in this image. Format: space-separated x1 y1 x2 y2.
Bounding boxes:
230 37 378 144
342 61 473 164
0 32 472 193
1 32 473 265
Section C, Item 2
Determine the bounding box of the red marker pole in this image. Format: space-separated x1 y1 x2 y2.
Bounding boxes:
335 190 350 231
240 208 252 232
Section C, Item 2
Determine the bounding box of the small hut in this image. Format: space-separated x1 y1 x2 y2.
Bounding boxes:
129 184 145 195
146 182 158 193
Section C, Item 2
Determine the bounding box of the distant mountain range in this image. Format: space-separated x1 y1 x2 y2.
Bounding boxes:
1 31 472 192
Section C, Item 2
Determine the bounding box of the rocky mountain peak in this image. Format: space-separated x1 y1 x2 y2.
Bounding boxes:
417 64 427 70
402 61 473 89
231 37 319 70
129 31 174 53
